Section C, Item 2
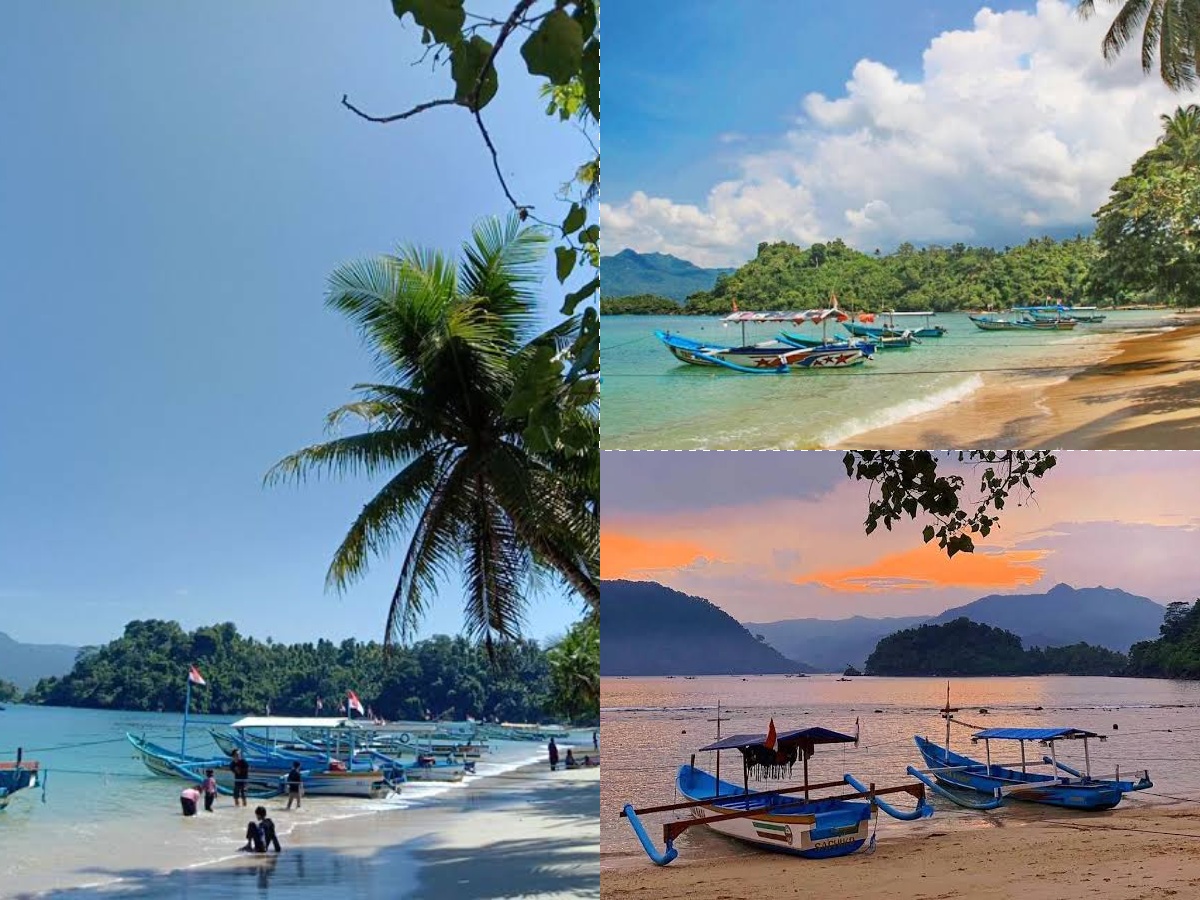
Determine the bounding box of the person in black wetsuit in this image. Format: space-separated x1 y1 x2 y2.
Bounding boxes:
240 806 281 852
285 761 303 810
229 750 250 807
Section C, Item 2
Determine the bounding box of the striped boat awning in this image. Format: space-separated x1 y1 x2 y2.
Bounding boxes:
972 727 1099 741
697 727 856 752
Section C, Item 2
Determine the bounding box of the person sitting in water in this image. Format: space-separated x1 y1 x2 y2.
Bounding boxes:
180 786 201 816
240 806 281 852
564 749 578 769
582 755 598 767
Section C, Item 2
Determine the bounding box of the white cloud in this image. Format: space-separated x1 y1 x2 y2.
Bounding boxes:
601 0 1182 267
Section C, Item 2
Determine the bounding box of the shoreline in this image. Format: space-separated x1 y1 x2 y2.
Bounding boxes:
602 800 1200 899
845 320 1200 448
20 762 599 899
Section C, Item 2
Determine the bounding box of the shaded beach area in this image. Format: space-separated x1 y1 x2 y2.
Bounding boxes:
851 319 1200 448
603 801 1200 900
20 766 599 900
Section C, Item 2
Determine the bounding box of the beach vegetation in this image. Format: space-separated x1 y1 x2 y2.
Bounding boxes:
21 618 588 722
866 618 1127 676
599 293 682 315
1127 598 1200 677
1090 105 1200 307
1077 0 1200 91
546 617 598 721
0 678 20 702
268 215 598 650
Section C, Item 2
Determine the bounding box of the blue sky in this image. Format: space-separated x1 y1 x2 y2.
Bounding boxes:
602 0 1181 267
0 1 591 648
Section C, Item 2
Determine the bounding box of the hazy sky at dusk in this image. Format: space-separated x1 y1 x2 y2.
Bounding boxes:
601 452 1198 622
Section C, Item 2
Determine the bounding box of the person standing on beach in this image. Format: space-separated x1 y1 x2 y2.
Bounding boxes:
201 769 218 812
285 761 303 810
593 731 598 751
548 737 560 772
180 786 201 816
230 749 250 807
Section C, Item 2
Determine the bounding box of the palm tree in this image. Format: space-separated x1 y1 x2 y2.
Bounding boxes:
1156 103 1200 164
1078 0 1200 91
268 215 599 649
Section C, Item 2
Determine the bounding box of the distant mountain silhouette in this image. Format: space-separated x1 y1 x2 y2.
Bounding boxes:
602 580 816 675
747 584 1166 670
600 249 735 302
0 631 80 691
745 616 930 674
928 584 1165 652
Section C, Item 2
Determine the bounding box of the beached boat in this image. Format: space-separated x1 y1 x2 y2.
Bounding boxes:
910 730 1151 810
776 331 885 352
620 723 932 865
846 311 946 338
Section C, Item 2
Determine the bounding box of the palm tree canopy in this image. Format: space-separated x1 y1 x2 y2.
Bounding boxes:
268 214 598 651
1079 0 1200 91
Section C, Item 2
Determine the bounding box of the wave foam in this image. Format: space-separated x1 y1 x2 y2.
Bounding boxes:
815 374 985 448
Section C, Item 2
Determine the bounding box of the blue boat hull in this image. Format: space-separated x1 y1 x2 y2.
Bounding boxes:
914 736 1124 810
674 765 872 859
844 322 945 339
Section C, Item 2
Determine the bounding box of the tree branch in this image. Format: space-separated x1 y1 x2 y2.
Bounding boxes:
340 94 459 124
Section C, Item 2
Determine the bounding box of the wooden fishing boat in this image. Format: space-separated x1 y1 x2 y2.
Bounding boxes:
620 723 932 865
970 314 1021 331
776 331 884 352
910 730 1151 810
657 331 867 373
0 757 39 810
846 311 946 338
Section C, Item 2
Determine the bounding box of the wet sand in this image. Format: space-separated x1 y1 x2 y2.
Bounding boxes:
848 320 1200 448
603 801 1200 900
23 765 600 899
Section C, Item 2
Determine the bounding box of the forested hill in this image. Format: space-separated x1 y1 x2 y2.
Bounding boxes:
865 618 1127 677
600 249 735 301
606 236 1098 314
23 619 571 723
601 580 815 675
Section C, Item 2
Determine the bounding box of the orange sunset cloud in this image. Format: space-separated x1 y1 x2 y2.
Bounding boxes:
600 530 717 579
802 544 1050 593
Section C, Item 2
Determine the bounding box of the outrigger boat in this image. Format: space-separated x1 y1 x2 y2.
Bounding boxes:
621 721 932 865
1011 306 1079 330
970 314 1022 331
657 307 872 374
905 690 1152 810
845 310 946 338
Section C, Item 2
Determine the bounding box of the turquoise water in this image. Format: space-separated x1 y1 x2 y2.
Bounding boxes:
0 705 591 896
600 311 1173 448
601 675 1200 868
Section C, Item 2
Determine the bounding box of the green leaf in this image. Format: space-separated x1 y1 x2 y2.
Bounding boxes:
582 39 600 120
922 525 935 543
561 276 599 314
562 203 586 236
450 35 498 110
574 0 598 40
392 0 465 46
521 9 583 86
555 246 577 283
578 223 599 244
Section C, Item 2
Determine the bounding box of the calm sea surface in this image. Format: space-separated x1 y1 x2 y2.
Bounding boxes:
600 675 1200 868
600 311 1172 448
0 705 590 896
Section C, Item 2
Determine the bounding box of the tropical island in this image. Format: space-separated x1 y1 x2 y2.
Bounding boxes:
864 618 1128 677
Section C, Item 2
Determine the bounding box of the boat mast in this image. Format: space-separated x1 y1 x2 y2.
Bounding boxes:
941 682 958 763
1083 737 1091 779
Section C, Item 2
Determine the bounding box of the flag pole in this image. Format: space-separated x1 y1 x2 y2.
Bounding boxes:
182 676 192 757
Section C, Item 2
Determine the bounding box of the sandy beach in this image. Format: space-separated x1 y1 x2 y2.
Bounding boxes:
20 764 599 899
848 319 1200 448
603 801 1200 900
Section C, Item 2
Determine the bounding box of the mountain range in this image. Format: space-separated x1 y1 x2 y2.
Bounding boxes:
747 584 1167 671
601 580 816 675
600 249 735 301
0 631 81 691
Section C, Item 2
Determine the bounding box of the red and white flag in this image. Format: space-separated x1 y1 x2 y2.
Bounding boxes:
347 690 365 716
188 665 206 686
764 717 778 752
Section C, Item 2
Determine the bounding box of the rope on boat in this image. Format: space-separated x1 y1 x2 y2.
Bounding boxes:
1043 821 1200 840
0 737 130 755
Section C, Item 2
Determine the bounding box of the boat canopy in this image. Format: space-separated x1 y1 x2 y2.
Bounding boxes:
972 727 1099 741
722 308 847 325
698 726 856 753
228 716 437 733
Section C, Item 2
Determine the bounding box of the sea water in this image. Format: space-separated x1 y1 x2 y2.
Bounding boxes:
600 311 1173 448
600 675 1200 868
0 705 591 896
